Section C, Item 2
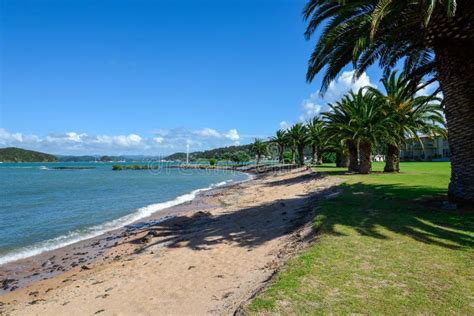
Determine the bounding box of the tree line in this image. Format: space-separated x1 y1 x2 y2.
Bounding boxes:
258 70 445 175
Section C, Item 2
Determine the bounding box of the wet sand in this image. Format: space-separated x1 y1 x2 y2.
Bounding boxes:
0 167 341 315
0 176 248 294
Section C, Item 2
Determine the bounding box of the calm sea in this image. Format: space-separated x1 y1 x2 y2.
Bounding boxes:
0 162 248 265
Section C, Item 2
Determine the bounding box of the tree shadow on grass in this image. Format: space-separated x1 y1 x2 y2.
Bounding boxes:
316 167 349 176
318 181 474 250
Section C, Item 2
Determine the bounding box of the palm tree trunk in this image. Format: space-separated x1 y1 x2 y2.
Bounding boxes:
311 145 317 164
395 152 400 172
336 152 342 167
291 148 296 164
435 41 474 204
336 152 349 168
359 141 372 174
317 148 323 164
347 140 359 172
384 144 400 173
297 145 305 166
256 154 261 166
279 145 284 163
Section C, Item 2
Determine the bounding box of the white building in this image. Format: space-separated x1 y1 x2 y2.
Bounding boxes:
400 135 450 161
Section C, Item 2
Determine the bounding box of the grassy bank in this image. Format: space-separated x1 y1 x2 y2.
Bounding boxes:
249 162 474 314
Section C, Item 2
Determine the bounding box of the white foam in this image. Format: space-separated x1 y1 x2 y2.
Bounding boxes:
214 181 228 187
0 179 235 266
2 166 50 170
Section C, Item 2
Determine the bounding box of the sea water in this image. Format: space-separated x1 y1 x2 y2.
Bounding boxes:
0 162 248 265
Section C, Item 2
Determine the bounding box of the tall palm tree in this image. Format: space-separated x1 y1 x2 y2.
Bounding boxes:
270 129 288 163
303 0 474 202
325 90 395 174
287 132 297 164
323 98 359 172
368 71 446 172
325 138 349 168
307 116 325 164
287 123 309 166
251 138 267 166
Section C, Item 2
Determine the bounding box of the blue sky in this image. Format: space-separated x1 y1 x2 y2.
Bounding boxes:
0 0 388 155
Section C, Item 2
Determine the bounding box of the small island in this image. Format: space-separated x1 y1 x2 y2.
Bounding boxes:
112 164 160 171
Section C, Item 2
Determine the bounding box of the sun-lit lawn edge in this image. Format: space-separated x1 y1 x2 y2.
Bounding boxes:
248 162 474 314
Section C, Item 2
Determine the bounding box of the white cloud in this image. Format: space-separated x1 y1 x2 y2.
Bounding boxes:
299 70 376 121
0 128 24 143
224 129 240 141
153 137 164 144
0 127 248 155
415 81 443 99
195 128 221 138
94 134 142 147
193 127 240 145
324 71 374 103
66 132 87 143
46 133 87 144
127 134 142 144
299 101 321 122
279 121 290 130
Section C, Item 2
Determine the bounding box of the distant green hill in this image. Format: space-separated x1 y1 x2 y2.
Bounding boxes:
56 155 159 162
57 155 99 162
166 144 254 161
0 147 58 162
165 142 334 163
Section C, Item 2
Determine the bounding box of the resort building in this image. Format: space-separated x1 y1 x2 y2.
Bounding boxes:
400 135 450 161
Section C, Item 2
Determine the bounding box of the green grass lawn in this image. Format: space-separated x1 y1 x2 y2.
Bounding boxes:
249 162 474 314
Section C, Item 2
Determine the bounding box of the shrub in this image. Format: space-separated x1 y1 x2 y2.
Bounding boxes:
113 164 159 170
322 152 336 163
209 158 217 166
230 151 250 163
283 151 293 163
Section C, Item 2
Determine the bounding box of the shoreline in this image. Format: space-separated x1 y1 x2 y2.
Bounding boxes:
0 170 254 294
0 167 341 315
0 163 298 268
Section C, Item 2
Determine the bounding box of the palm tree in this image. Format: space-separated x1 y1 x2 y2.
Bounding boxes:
307 116 325 164
368 71 446 172
323 98 359 172
325 138 349 168
251 138 267 166
303 0 474 202
287 132 297 164
349 91 396 173
270 129 288 163
325 90 395 174
287 123 309 166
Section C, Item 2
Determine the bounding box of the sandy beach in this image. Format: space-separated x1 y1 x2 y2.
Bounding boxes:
0 167 341 315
